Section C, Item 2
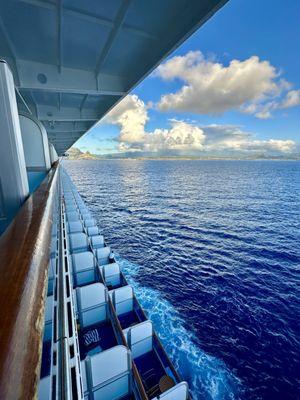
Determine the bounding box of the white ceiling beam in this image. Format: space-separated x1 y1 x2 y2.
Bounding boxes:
21 87 124 96
38 104 99 121
19 0 158 41
47 129 87 135
57 0 63 73
16 59 126 95
42 120 92 130
48 138 82 144
49 136 81 142
95 0 132 78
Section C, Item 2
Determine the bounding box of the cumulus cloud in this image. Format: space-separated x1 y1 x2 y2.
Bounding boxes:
280 90 300 109
140 120 205 152
106 96 205 152
105 94 148 144
240 139 295 153
202 124 295 153
155 51 296 119
105 94 296 156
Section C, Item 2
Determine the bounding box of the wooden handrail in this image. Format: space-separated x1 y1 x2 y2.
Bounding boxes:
0 162 59 399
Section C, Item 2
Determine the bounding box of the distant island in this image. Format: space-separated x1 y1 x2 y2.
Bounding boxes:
65 147 300 161
66 147 101 160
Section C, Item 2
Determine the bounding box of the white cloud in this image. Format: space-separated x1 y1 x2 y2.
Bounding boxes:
142 120 205 152
106 95 205 152
241 139 295 153
253 101 278 119
156 51 294 118
105 94 296 155
201 124 295 153
280 90 300 109
105 94 148 144
202 125 295 153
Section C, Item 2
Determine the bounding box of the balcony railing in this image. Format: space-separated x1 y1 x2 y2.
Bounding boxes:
0 162 59 399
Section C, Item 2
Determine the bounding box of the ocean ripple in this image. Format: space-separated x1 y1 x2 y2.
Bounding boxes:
64 159 300 400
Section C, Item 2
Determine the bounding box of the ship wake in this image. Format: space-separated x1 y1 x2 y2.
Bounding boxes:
117 256 243 400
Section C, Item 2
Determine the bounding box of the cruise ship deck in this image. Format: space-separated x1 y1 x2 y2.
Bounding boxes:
0 1 228 399
39 167 189 399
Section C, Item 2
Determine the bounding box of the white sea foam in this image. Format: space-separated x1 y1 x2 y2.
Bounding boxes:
118 256 242 400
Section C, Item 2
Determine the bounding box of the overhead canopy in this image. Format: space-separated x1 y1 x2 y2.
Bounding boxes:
0 0 227 155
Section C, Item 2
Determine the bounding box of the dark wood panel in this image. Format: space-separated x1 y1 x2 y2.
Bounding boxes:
0 162 59 399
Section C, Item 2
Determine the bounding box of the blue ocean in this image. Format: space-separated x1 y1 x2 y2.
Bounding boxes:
64 160 300 400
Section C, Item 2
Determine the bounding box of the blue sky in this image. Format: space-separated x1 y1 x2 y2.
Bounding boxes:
75 0 300 157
